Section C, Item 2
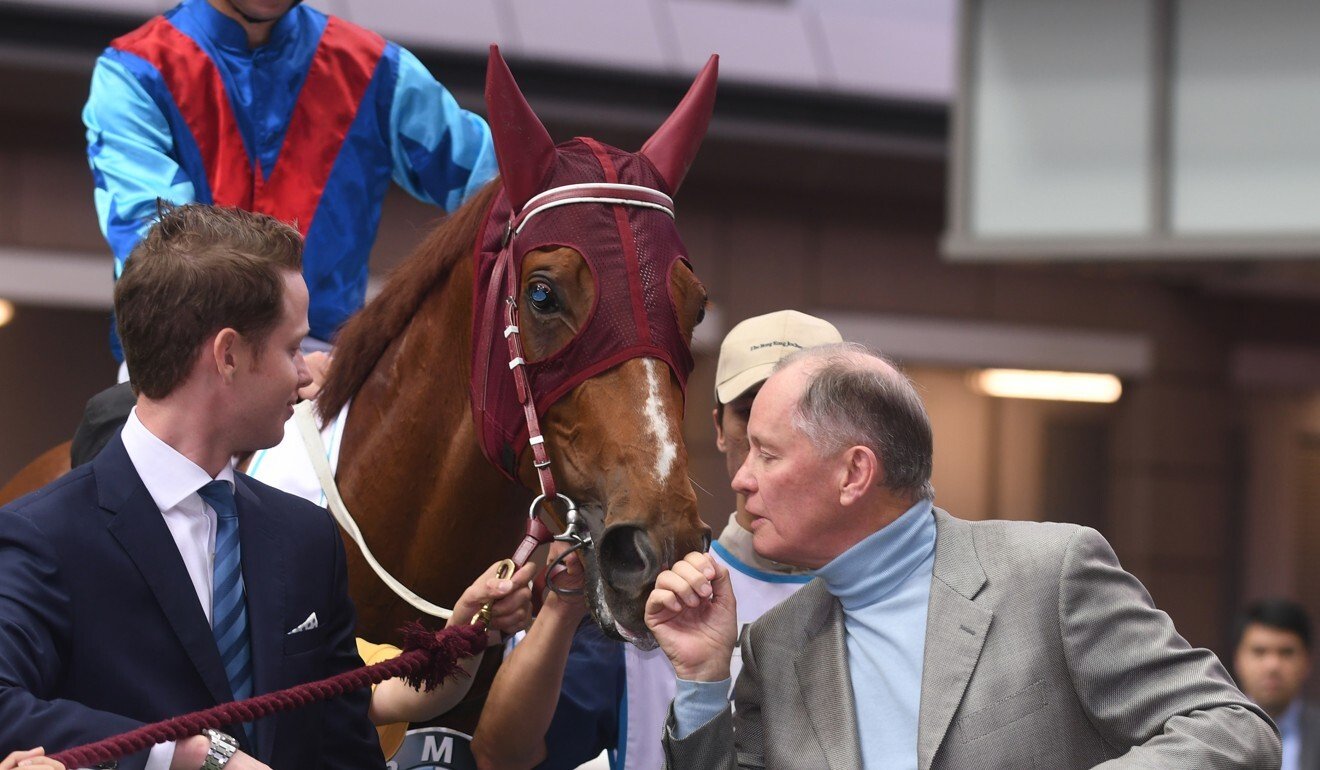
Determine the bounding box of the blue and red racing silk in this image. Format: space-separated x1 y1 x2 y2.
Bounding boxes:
84 0 496 358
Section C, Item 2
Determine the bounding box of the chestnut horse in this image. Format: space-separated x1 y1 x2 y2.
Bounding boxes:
2 48 715 652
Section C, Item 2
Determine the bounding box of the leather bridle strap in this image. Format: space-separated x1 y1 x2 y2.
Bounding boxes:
501 281 560 564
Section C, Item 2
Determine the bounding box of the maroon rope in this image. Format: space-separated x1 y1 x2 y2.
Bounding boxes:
50 623 488 769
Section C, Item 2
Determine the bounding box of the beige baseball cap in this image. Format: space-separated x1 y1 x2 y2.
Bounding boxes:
715 310 843 403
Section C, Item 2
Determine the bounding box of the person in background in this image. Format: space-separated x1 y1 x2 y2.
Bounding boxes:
1234 598 1320 770
471 310 843 770
649 342 1280 769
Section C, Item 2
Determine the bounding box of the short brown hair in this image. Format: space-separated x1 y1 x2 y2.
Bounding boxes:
114 203 303 399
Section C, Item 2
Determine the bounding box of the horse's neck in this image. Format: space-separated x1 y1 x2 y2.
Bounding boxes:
339 257 480 490
332 257 529 640
332 254 528 523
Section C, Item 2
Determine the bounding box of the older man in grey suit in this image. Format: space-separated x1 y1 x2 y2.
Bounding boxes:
645 343 1280 769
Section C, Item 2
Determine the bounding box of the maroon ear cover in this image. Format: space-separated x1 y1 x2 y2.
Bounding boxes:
639 55 719 195
485 44 557 211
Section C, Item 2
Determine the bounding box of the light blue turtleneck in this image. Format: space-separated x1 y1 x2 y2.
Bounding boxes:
673 499 937 770
814 498 935 770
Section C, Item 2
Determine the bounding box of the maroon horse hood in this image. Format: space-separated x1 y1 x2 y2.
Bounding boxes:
470 46 718 481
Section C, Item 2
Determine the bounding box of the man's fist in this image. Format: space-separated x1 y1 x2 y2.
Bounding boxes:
644 551 738 682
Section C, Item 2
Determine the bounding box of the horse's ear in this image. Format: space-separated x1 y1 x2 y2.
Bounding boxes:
640 55 719 195
486 45 556 211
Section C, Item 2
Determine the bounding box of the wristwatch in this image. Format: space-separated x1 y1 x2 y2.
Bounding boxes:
201 728 239 770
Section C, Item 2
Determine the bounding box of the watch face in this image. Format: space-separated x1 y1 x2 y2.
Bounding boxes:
388 727 476 770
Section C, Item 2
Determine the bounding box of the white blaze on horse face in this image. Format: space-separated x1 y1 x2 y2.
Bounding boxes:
641 358 679 485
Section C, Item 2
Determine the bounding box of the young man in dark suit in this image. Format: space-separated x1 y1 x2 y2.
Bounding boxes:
0 205 382 770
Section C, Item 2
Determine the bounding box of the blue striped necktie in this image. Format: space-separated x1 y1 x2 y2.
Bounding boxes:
198 481 255 730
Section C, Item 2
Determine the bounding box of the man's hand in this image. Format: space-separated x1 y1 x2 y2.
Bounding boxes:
449 561 537 640
645 551 738 682
540 541 588 618
297 351 331 401
1 749 64 770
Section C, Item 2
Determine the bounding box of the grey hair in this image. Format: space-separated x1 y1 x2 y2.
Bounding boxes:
774 342 935 501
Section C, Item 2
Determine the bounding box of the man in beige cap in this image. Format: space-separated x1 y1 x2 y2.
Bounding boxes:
471 310 842 770
711 310 845 580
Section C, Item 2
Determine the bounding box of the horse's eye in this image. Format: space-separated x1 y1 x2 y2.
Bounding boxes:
527 281 560 313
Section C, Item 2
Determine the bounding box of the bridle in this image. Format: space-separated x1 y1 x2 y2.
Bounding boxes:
493 182 677 593
298 180 683 616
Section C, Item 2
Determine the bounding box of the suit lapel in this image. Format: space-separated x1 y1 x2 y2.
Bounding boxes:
98 437 234 706
794 585 863 770
917 511 991 770
235 476 283 761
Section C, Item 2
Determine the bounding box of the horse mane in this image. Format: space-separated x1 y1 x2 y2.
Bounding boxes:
316 181 501 420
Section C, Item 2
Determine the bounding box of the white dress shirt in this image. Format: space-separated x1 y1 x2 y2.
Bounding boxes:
119 408 238 770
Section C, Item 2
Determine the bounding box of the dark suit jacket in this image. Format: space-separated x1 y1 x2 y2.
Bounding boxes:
0 435 383 770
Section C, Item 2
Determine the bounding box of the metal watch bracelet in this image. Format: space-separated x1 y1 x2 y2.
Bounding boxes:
201 729 239 770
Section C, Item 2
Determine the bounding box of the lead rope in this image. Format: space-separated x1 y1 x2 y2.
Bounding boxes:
49 621 488 769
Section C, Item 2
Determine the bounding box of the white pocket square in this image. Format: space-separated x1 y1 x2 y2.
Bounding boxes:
287 612 318 635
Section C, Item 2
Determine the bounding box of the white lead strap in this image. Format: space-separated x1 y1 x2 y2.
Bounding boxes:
292 401 451 619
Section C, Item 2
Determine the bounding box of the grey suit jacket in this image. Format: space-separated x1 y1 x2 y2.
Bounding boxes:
1299 701 1320 769
664 509 1280 769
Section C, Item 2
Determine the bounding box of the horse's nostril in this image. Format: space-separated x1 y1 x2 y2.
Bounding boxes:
598 524 657 593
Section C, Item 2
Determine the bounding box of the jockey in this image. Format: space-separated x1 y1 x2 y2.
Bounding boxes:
84 0 496 370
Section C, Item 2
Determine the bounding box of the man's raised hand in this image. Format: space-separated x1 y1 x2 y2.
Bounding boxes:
644 551 738 682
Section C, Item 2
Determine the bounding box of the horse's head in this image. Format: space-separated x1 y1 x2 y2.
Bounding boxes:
471 47 717 646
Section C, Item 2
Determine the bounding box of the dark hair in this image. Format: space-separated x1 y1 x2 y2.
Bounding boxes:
715 383 761 424
1235 598 1312 651
776 342 934 501
114 203 303 399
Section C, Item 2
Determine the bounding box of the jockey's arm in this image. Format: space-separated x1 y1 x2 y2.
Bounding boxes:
387 46 497 212
84 53 199 281
296 351 331 401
